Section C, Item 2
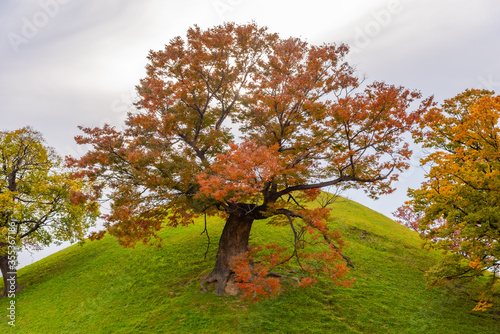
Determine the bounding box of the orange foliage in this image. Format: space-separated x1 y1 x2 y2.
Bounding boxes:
197 141 285 203
298 277 317 288
473 293 494 312
69 22 435 299
231 246 284 301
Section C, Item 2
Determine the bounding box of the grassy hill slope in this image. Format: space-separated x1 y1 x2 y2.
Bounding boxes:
1 197 499 333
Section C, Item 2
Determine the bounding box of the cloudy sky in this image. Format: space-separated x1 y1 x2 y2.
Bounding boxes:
1 0 499 267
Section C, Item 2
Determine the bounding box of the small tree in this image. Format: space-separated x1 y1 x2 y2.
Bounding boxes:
0 127 99 297
395 89 500 310
69 23 433 296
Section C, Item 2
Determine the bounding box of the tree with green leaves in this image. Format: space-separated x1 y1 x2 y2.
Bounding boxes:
0 127 99 297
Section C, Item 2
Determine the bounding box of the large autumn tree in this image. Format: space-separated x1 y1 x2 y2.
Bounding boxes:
0 127 99 297
69 23 433 296
395 89 500 310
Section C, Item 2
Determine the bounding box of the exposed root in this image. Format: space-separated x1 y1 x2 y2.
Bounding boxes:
200 269 231 296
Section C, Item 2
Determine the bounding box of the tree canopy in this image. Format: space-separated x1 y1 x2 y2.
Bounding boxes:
395 89 500 310
0 127 99 297
69 22 434 297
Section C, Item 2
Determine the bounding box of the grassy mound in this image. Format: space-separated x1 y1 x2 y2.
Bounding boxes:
1 197 499 333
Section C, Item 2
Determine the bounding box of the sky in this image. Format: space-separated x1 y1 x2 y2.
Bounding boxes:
1 0 499 268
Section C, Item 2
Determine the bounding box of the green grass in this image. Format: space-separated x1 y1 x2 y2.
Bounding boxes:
1 197 499 333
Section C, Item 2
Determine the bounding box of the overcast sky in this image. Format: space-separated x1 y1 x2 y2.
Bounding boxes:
1 0 499 267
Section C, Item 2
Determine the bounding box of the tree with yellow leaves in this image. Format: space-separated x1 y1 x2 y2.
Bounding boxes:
395 89 500 310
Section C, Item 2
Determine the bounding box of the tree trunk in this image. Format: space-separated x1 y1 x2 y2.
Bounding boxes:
201 212 254 295
0 254 17 298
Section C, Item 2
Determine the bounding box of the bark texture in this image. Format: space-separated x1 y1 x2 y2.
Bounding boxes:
201 212 254 295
